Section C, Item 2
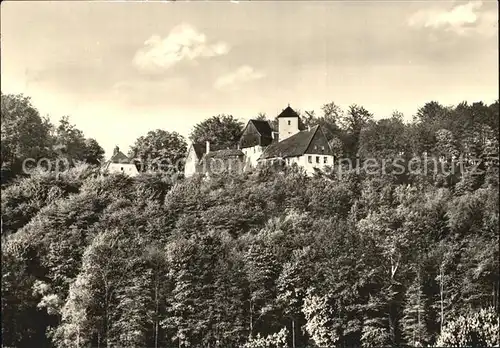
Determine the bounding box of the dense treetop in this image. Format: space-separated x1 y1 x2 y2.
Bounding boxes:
1 93 105 181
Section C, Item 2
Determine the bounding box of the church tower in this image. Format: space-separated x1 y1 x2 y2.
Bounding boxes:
277 105 301 142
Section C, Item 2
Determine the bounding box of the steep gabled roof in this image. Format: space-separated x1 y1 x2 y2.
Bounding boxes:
190 143 230 160
249 119 273 137
260 125 321 159
277 106 300 118
109 150 131 164
101 150 134 172
239 119 274 148
191 143 208 160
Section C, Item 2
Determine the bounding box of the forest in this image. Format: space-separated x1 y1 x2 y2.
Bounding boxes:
1 92 499 348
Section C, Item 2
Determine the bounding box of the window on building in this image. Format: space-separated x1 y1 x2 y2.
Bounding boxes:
288 120 291 125
316 156 320 163
308 156 312 163
324 157 328 163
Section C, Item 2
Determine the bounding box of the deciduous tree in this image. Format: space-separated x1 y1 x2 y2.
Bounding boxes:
189 114 243 149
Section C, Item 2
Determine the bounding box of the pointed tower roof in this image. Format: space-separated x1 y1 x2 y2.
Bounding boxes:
277 105 300 118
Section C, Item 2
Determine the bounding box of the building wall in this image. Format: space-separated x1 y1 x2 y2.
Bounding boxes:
242 145 265 168
258 154 335 175
184 145 199 178
296 154 335 175
107 163 139 177
203 156 245 175
278 117 300 141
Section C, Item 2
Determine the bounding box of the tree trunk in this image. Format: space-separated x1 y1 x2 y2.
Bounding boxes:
155 281 159 348
388 310 395 344
440 265 444 333
249 300 253 335
417 270 421 346
102 273 110 348
493 279 499 311
389 258 398 344
155 320 159 348
292 319 296 348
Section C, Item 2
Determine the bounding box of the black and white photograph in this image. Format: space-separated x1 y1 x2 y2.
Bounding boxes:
1 0 499 347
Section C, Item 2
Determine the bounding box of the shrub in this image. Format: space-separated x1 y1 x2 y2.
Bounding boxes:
435 307 499 347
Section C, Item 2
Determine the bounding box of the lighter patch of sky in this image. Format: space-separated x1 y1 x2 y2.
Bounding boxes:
1 1 498 158
133 23 231 73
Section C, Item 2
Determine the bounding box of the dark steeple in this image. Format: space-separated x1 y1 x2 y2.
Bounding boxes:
277 105 300 118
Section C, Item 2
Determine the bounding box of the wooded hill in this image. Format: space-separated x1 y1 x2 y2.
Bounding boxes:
2 160 499 347
1 95 499 348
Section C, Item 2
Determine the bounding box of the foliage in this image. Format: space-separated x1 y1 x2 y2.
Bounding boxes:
1 166 86 236
359 113 410 158
242 328 289 348
435 307 499 347
1 93 53 174
129 129 187 173
189 114 244 149
82 138 105 165
1 93 105 180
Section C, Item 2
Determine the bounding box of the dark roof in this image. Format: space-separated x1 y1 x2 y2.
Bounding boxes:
192 143 207 160
249 119 273 137
277 106 300 118
260 125 321 159
109 151 131 164
202 149 244 161
190 143 230 160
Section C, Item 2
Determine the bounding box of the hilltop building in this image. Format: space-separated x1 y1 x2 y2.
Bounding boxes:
184 142 245 177
185 105 335 177
101 146 139 177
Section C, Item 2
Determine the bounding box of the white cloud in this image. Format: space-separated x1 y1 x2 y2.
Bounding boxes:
214 65 265 90
133 23 230 72
408 1 496 36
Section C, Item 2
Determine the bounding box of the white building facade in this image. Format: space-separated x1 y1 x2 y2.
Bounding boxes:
102 147 139 177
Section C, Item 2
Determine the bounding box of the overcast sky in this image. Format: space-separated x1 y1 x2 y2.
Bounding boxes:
2 0 498 157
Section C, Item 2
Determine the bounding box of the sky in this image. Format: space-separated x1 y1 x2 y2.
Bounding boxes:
1 0 498 158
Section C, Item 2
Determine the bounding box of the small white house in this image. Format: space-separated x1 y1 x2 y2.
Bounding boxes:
184 141 246 177
185 142 210 177
101 146 139 177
